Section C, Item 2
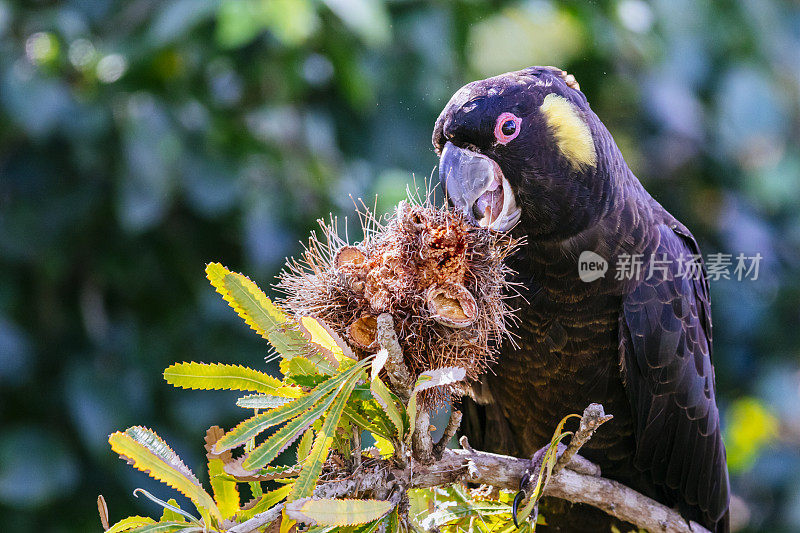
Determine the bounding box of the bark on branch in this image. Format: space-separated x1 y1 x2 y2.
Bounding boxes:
410 447 710 533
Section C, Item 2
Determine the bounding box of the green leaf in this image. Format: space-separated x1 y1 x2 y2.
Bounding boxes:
369 377 404 437
208 458 240 520
342 405 393 440
235 484 293 521
298 315 356 366
205 262 309 358
286 498 393 526
237 394 294 409
517 413 580 526
164 362 302 397
108 427 221 523
160 499 187 523
129 523 197 533
242 383 343 470
216 360 367 452
290 371 362 500
107 516 156 533
297 428 314 463
282 356 330 387
354 518 385 533
405 391 418 444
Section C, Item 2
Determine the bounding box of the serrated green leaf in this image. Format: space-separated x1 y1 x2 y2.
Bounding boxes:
283 357 330 387
216 359 368 452
354 517 385 533
297 428 314 463
235 484 293 521
160 499 187 523
206 262 309 358
342 405 393 440
286 498 393 526
164 362 302 397
371 377 404 437
298 315 355 367
107 516 156 533
243 384 342 470
358 401 398 438
208 458 239 520
108 427 220 522
387 506 399 533
290 371 362 501
236 394 294 409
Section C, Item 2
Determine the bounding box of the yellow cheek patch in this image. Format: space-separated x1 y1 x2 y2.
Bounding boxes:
540 93 597 170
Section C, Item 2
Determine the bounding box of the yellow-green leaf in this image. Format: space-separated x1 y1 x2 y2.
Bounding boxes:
106 516 155 533
206 262 308 357
108 426 221 522
216 360 368 452
243 385 342 470
164 362 302 397
370 377 404 438
370 433 395 458
208 458 239 520
342 406 393 440
286 498 393 526
299 315 355 365
405 391 418 444
280 509 295 533
291 371 362 500
130 523 192 533
235 484 293 521
296 428 314 464
159 499 186 523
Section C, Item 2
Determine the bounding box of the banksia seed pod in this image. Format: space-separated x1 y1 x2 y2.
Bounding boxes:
349 315 378 349
426 283 477 328
277 190 519 405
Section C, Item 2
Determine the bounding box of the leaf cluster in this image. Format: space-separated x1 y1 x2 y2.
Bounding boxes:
103 263 457 532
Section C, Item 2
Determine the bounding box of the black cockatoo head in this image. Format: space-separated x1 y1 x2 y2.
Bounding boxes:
433 66 619 242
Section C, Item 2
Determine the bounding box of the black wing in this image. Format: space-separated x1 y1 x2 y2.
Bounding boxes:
619 223 730 532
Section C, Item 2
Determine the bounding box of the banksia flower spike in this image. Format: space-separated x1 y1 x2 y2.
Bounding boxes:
278 189 520 405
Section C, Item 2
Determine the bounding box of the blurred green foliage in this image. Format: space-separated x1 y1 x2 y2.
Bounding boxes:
1 0 800 531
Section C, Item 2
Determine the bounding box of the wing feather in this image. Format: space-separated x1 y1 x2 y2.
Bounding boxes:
620 224 729 531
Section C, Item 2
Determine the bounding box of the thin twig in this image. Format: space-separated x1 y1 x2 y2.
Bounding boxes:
432 408 462 460
554 403 613 475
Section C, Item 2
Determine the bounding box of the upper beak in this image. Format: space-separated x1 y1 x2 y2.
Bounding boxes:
438 141 521 232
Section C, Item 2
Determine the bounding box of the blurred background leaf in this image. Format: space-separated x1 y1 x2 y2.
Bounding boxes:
1 0 799 531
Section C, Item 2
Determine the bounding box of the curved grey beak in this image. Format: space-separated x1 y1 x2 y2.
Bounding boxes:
438 141 521 231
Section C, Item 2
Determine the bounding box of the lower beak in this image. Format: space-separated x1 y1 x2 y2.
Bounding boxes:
438 141 520 232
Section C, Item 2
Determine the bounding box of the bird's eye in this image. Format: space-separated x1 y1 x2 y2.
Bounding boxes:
494 112 521 144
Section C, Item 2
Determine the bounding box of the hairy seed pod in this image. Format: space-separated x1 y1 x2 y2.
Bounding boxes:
277 190 520 406
427 283 477 328
349 315 378 349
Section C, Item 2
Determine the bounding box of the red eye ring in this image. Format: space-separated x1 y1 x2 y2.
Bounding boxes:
494 112 522 144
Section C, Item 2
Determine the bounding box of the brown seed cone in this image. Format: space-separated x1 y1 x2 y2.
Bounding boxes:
277 191 520 406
